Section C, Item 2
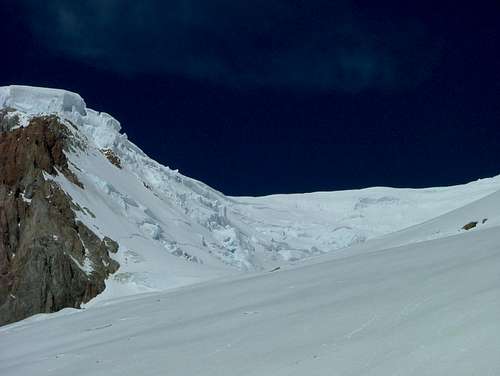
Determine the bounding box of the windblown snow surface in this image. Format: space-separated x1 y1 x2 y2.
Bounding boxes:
1 86 499 375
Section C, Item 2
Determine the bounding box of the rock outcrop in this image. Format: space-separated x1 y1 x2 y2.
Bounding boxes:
0 114 119 325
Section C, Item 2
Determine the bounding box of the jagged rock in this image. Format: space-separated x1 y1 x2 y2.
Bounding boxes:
462 221 478 231
101 149 122 169
0 116 119 325
0 108 20 132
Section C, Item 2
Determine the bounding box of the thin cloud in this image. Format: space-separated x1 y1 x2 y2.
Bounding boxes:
19 0 441 92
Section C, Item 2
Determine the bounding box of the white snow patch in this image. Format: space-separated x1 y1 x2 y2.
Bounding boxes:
20 192 31 204
68 255 94 276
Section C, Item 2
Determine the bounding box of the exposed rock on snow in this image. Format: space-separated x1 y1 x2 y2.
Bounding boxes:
101 149 122 169
462 221 478 230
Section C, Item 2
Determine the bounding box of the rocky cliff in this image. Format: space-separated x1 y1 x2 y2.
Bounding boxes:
0 112 119 325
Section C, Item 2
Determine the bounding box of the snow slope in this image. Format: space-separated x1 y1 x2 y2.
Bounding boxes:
354 188 500 254
1 198 500 375
2 84 500 301
229 178 500 261
2 85 500 374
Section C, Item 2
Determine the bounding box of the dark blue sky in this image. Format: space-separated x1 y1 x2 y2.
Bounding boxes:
2 1 499 195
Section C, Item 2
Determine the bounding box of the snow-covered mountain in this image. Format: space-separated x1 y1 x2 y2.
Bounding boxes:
2 166 500 375
1 85 500 304
2 85 500 375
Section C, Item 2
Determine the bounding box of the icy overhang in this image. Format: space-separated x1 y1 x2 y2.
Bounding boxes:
0 85 87 116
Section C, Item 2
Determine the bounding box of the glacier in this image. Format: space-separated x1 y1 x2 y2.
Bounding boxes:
1 85 500 374
2 188 500 375
2 84 500 300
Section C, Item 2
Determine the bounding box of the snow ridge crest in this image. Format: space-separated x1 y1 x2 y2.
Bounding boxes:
0 85 122 149
0 85 86 115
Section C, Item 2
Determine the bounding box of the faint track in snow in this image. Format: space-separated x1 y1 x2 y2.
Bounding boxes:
345 315 378 339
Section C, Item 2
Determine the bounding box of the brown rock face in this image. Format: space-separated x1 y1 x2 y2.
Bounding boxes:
0 115 119 325
101 149 122 169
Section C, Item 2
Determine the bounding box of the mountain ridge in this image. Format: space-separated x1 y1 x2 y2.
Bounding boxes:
1 84 499 324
